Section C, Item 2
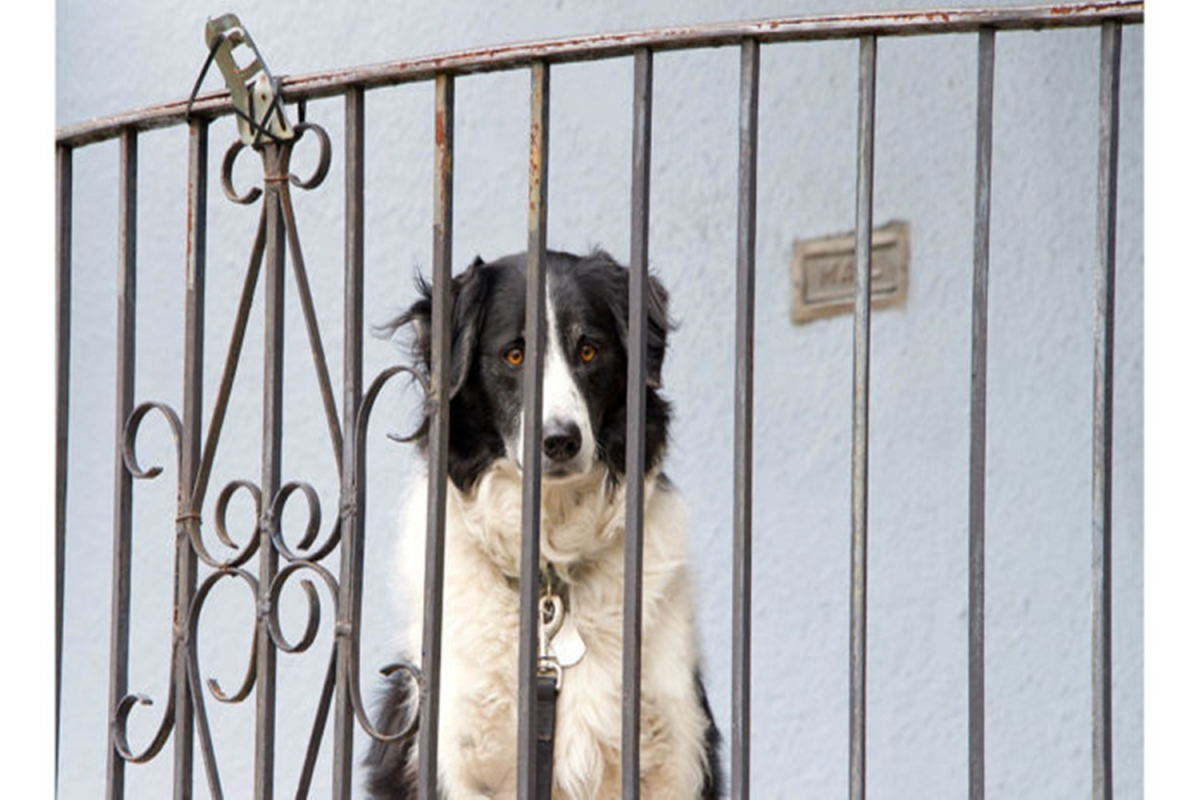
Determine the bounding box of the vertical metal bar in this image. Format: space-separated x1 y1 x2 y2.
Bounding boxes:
968 27 995 800
1092 21 1122 800
282 206 345 473
175 116 209 799
255 142 288 800
849 34 876 800
418 72 455 800
517 60 550 800
55 143 73 788
190 209 267 511
731 37 759 800
621 46 653 800
298 654 338 798
333 85 366 800
106 128 138 800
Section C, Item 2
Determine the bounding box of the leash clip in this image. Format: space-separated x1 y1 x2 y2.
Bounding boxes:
537 593 565 690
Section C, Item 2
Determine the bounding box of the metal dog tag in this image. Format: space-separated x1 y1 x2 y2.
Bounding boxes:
549 615 587 668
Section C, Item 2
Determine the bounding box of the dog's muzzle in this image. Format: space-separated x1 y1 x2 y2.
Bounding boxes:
542 419 583 475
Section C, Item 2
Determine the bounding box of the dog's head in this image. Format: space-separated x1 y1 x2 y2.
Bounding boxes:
392 250 672 491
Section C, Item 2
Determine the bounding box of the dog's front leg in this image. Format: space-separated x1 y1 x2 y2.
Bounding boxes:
436 686 521 800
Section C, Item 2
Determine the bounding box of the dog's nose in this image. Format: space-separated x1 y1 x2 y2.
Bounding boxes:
543 420 582 462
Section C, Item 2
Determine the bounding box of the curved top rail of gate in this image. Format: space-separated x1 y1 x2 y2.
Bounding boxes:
56 1 1142 149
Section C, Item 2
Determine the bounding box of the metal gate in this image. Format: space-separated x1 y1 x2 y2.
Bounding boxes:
55 2 1143 797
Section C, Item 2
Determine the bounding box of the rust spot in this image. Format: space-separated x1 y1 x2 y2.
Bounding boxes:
1050 2 1116 15
435 112 448 147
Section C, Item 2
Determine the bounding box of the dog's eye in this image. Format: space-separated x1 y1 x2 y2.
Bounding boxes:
579 343 598 364
504 346 524 367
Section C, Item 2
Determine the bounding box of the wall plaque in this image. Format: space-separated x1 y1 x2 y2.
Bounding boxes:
791 221 910 324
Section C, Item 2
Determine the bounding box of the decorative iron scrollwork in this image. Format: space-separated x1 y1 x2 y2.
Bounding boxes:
112 103 425 792
112 401 185 764
103 18 439 790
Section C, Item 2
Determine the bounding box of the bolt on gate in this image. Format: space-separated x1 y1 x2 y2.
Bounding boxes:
55 2 1143 798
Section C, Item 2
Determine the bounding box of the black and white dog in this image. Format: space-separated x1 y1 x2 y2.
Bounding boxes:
365 250 719 798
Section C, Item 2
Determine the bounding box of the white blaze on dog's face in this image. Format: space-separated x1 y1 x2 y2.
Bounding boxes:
509 292 598 479
396 250 672 491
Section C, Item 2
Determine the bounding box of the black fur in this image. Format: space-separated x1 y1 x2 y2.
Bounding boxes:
696 672 723 799
362 674 419 799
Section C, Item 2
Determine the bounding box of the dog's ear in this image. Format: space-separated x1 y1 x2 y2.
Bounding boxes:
445 257 489 397
643 274 671 390
588 250 672 390
385 256 488 399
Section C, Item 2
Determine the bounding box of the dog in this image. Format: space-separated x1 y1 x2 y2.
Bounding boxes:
365 249 720 798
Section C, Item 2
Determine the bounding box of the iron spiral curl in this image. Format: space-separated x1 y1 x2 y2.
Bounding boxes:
270 481 342 564
221 120 331 205
267 560 338 655
123 401 184 481
336 364 433 744
200 479 263 569
183 567 260 799
188 568 261 706
111 400 187 764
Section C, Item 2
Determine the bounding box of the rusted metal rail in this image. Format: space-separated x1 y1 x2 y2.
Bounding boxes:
57 3 1142 148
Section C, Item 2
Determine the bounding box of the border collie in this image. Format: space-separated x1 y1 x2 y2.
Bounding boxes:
365 249 720 798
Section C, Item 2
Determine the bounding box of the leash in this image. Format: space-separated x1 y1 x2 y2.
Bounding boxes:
535 671 559 799
509 565 588 798
536 579 565 799
535 565 572 799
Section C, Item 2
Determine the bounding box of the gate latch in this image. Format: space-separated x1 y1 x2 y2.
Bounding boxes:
188 13 294 146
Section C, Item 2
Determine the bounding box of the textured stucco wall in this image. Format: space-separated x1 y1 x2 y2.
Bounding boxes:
56 1 1142 797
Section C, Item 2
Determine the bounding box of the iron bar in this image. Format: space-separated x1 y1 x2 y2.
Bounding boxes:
106 128 138 800
849 34 877 800
281 171 345 475
417 71 456 800
1092 20 1122 800
731 37 759 800
299 650 339 798
333 85 366 799
621 46 653 800
517 60 550 800
255 142 289 800
190 207 266 512
968 27 996 800
174 116 208 798
55 143 73 786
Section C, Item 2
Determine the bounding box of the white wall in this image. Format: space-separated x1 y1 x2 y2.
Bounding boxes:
56 1 1143 797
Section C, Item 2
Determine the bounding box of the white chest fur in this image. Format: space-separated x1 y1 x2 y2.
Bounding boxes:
394 463 710 798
